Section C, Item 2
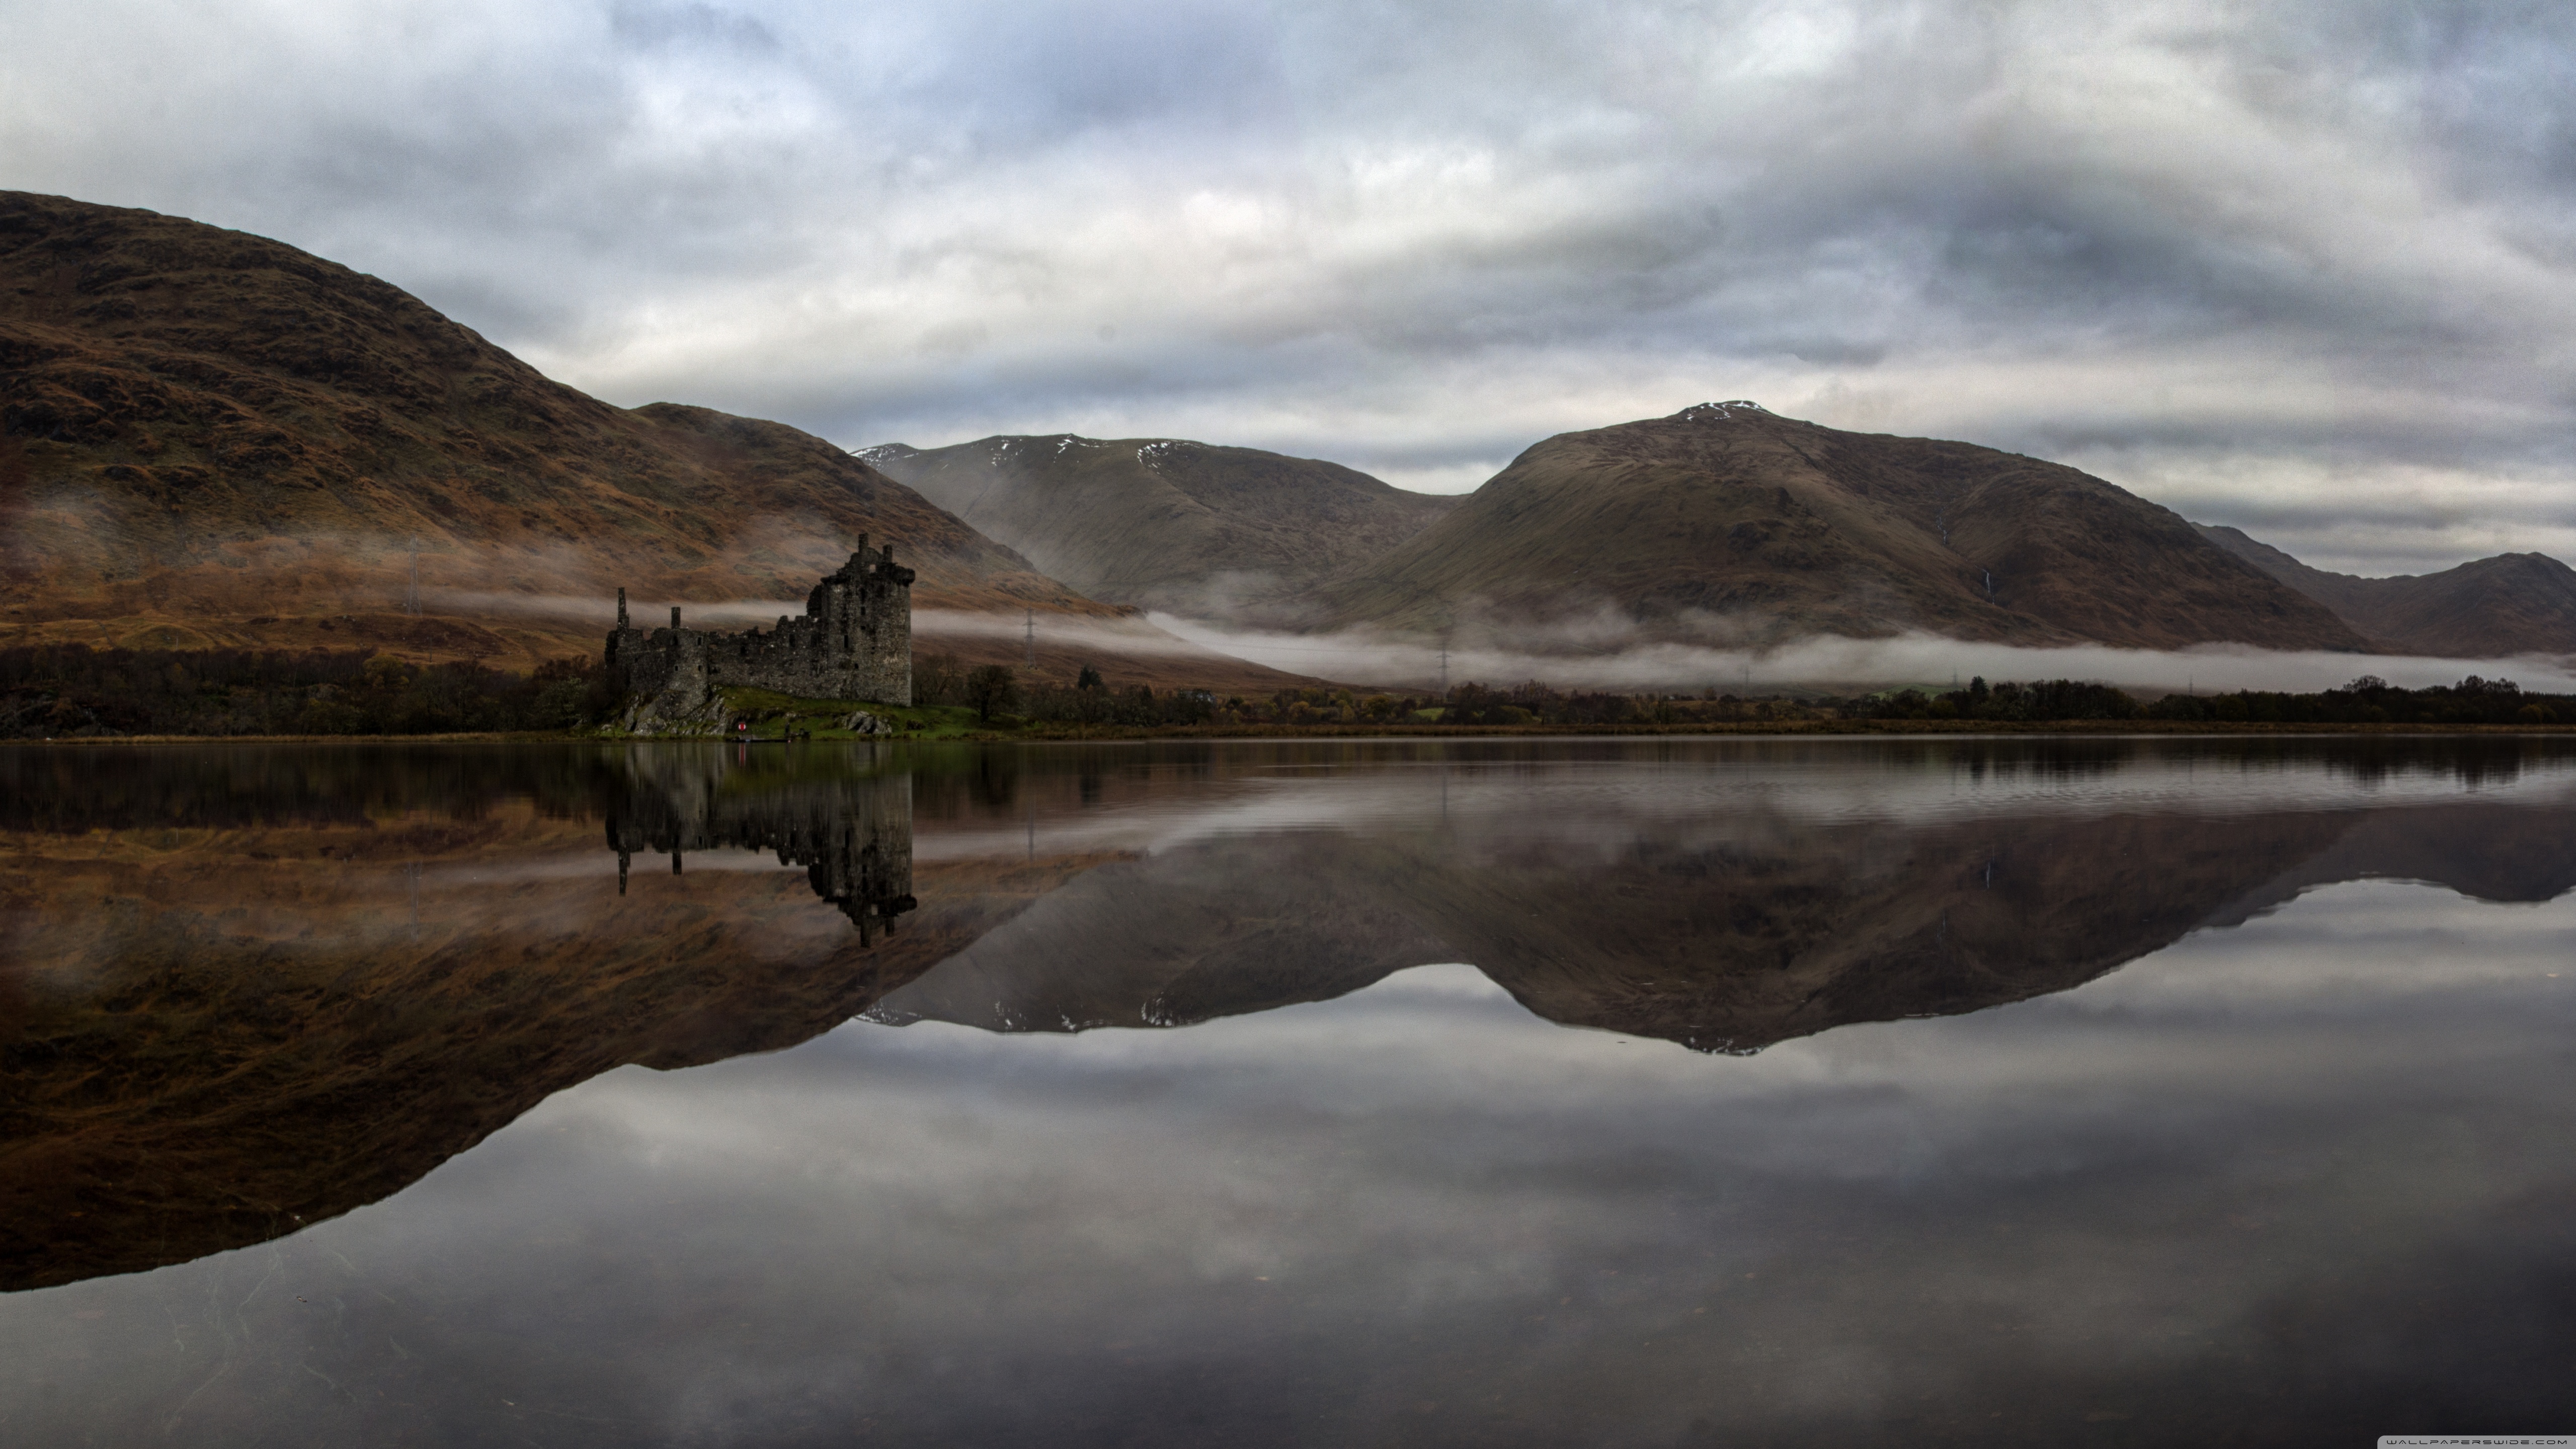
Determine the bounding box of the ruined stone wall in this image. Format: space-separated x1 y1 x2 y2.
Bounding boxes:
607 541 914 714
605 614 709 711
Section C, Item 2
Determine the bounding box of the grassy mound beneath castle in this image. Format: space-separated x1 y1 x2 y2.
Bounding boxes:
705 686 991 740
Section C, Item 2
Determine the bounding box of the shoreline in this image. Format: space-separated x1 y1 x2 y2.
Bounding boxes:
13 718 2576 746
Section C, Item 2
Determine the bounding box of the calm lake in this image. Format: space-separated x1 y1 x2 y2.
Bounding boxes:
5 737 2574 1446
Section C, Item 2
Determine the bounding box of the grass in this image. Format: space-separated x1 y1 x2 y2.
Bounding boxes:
39 716 2576 747
705 687 992 740
618 687 2576 743
47 693 2576 746
998 719 2576 741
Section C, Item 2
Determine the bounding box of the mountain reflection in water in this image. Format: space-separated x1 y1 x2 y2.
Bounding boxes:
2 744 982 1292
5 738 2576 1445
871 742 2576 1050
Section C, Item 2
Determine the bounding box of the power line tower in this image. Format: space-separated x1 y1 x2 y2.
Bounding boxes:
1024 609 1035 668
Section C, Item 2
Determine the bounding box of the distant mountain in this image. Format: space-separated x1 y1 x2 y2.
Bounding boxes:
1312 401 2370 652
2195 525 2576 658
0 191 1313 687
860 435 1455 623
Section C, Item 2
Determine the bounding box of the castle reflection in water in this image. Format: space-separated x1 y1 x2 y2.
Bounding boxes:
605 749 918 942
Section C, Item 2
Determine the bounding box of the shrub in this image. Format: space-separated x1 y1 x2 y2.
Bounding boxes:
963 664 1018 722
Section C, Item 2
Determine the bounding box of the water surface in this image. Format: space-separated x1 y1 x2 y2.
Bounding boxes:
5 738 2574 1445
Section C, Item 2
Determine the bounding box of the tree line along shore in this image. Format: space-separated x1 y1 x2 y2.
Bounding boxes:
1 644 2567 741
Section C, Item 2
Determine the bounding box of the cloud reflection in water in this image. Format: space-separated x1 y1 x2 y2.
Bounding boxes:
4 739 2575 1445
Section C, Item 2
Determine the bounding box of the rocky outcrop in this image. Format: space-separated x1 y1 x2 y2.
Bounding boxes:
615 679 731 736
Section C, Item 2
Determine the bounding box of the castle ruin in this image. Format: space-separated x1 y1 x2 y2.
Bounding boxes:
607 540 914 727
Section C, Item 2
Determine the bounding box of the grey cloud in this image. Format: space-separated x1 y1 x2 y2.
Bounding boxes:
876 0 1294 140
5 0 2575 573
609 1 781 52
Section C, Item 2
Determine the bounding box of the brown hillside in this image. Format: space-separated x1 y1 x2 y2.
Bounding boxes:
1317 401 2372 652
0 191 1230 678
2196 524 2576 658
863 434 1456 623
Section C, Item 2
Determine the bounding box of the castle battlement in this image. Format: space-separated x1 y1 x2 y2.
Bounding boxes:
606 540 915 719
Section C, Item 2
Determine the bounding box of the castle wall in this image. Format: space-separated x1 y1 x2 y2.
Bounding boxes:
606 542 914 712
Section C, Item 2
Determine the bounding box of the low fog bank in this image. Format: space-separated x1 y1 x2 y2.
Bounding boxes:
413 598 1202 647
414 592 2576 698
1146 614 2576 697
421 589 817 630
912 609 1220 656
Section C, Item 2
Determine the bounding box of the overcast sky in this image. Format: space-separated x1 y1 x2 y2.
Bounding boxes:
6 0 2573 575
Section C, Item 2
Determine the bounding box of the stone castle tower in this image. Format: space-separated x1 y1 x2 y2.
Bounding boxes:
606 540 914 721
